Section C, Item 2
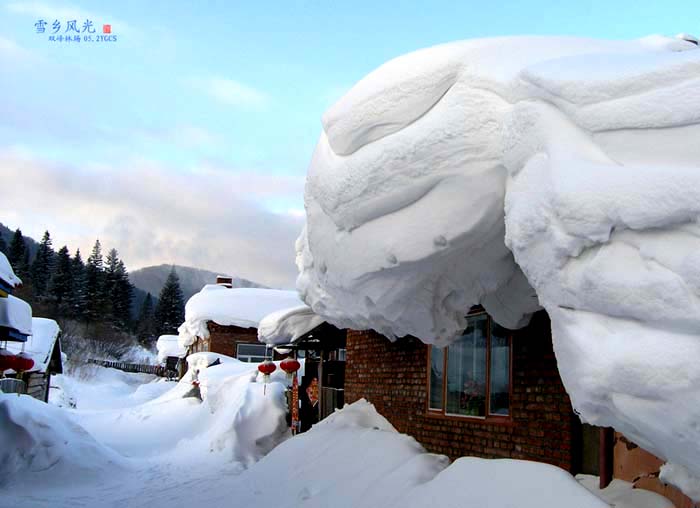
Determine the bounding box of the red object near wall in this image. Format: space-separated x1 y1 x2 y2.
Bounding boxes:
0 349 15 372
13 352 34 372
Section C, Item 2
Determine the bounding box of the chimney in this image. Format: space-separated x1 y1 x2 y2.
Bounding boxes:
216 275 233 288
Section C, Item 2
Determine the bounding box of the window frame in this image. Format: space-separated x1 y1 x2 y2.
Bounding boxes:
426 309 514 423
236 343 268 363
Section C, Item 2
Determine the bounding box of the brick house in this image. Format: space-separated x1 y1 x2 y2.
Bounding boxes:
180 277 305 363
343 307 696 507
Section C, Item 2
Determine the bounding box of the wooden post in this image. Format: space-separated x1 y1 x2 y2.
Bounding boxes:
317 349 324 421
599 427 615 489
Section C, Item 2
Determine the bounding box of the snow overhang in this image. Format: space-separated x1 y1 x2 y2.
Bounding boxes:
258 305 326 346
297 34 700 499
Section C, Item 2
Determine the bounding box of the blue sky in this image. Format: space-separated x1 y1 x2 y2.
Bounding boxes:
1 0 699 287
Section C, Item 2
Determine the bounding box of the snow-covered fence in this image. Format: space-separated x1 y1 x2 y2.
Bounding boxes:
87 359 168 377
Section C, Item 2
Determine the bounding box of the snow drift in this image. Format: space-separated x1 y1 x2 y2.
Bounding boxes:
218 399 608 508
0 393 128 486
297 35 700 497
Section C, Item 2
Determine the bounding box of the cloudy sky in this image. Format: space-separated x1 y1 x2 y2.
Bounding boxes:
2 1 697 288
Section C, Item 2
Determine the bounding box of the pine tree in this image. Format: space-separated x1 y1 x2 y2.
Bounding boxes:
136 293 156 344
31 231 55 297
8 229 26 276
103 249 134 330
154 267 185 336
0 235 7 255
85 239 106 323
49 245 73 313
70 249 87 319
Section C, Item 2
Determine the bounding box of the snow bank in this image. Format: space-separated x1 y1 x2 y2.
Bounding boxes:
156 334 186 363
577 475 674 508
0 252 21 288
298 34 700 496
0 294 32 336
0 393 128 486
178 286 304 348
258 305 325 345
7 317 59 372
221 399 606 508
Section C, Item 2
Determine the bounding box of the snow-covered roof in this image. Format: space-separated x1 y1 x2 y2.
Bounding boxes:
258 305 325 345
0 295 32 337
156 334 187 363
178 286 304 348
7 318 59 372
0 252 22 290
296 35 700 500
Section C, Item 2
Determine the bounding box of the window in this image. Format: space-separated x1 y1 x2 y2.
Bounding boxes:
428 311 511 418
237 343 268 363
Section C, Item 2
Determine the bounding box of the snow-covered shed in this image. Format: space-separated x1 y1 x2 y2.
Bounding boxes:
178 285 305 362
295 35 700 507
6 317 63 401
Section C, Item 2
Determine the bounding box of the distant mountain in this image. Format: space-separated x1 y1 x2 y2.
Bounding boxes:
130 264 267 303
0 222 39 261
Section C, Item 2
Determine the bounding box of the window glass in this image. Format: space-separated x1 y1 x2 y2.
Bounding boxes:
446 314 487 416
429 346 445 410
489 323 510 415
237 343 267 362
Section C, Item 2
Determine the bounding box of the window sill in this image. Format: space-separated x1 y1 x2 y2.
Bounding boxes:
425 409 514 425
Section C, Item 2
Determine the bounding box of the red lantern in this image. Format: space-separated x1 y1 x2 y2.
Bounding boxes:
0 349 15 373
258 360 276 376
258 360 276 393
14 352 34 372
280 357 300 374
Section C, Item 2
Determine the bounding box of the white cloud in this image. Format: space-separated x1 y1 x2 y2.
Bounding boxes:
0 148 304 288
188 77 269 110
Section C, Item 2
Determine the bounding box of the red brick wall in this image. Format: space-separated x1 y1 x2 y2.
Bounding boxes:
190 323 280 360
344 311 579 471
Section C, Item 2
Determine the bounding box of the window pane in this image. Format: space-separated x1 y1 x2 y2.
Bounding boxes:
446 315 487 417
429 346 445 410
237 344 267 356
489 322 510 415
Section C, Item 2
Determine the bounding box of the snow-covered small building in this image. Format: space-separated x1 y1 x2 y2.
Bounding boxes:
178 285 305 363
6 317 63 401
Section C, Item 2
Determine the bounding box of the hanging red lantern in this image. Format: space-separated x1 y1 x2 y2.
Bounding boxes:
0 349 15 373
280 357 300 385
258 360 277 393
14 352 34 372
258 360 276 377
280 357 300 374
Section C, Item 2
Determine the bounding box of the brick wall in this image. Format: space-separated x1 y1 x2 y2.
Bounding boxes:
190 323 281 360
344 311 579 471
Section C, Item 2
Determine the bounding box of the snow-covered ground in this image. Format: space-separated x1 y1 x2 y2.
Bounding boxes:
0 357 647 508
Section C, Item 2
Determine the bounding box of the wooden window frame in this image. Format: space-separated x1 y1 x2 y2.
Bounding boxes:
426 309 514 424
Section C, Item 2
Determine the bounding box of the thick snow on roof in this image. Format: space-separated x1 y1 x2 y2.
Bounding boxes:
0 295 32 336
0 252 22 289
7 317 59 372
178 286 304 348
297 35 700 499
258 305 325 345
155 334 187 363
